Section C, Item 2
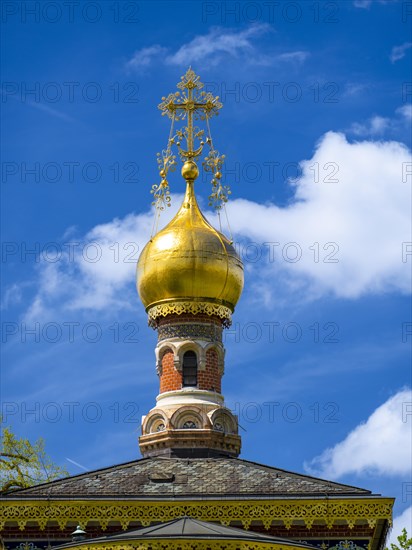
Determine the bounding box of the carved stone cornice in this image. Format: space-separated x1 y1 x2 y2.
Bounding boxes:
139 427 241 458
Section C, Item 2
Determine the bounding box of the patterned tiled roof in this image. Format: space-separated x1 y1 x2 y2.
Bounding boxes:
3 457 371 498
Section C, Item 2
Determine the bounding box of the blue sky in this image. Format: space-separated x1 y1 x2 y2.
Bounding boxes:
1 0 411 541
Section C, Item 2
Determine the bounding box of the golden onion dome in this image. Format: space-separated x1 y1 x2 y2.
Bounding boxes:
137 161 243 325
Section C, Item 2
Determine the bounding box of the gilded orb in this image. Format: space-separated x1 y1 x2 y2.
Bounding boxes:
181 160 199 181
137 177 244 317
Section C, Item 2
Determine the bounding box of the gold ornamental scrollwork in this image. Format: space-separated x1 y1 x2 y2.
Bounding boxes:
147 301 233 328
0 498 393 532
26 542 314 550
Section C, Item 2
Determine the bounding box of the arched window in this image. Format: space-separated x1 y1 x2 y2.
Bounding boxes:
182 351 197 387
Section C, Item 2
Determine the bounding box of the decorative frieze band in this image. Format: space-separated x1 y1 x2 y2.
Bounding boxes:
147 302 232 328
157 322 223 343
0 498 393 533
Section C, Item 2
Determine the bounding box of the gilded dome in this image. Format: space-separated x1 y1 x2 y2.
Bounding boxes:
137 162 243 322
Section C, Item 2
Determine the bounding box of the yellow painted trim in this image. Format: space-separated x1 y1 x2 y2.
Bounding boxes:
0 498 394 532
50 541 318 550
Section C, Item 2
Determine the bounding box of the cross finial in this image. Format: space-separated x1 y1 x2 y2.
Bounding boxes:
152 69 230 215
158 68 222 159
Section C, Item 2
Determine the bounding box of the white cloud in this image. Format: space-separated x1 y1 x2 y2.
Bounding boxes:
18 196 185 322
276 51 309 63
390 42 412 63
166 25 269 66
348 106 412 138
304 389 412 478
1 283 23 309
227 131 411 300
125 45 167 72
396 104 412 121
12 130 411 320
388 507 412 546
343 83 368 97
349 115 390 136
22 211 155 321
125 25 309 70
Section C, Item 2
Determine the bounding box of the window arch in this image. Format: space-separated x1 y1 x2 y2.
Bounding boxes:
182 350 197 387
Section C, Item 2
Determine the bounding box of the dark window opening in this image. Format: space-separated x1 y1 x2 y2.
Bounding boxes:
182 351 197 387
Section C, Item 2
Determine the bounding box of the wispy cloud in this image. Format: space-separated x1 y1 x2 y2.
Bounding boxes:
0 89 76 122
66 458 89 471
1 283 24 310
354 0 400 8
349 115 390 136
26 101 76 122
348 105 412 136
304 389 412 477
275 51 310 63
125 45 168 72
390 42 412 63
166 25 269 66
342 82 370 97
396 104 412 121
353 0 372 7
125 25 309 71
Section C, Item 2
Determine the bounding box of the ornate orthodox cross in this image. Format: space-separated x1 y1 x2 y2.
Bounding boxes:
158 68 222 159
152 68 230 214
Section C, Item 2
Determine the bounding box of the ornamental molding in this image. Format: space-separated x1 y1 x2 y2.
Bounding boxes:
147 302 232 328
157 322 223 343
0 498 393 533
23 541 316 550
138 427 241 457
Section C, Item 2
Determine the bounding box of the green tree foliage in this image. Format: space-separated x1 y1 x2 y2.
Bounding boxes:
387 529 412 550
0 424 69 492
